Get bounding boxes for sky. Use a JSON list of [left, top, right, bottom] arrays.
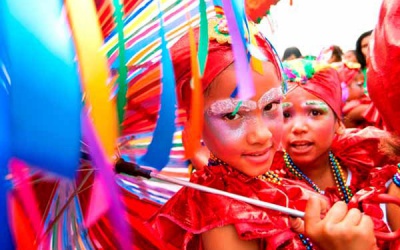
[[258, 0, 383, 58]]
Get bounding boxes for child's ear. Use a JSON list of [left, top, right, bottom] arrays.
[[335, 121, 346, 135]]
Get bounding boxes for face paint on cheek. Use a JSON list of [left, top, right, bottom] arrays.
[[203, 114, 247, 151]]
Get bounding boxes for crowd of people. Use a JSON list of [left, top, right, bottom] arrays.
[[281, 29, 378, 130]]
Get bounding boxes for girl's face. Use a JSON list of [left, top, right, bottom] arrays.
[[343, 51, 357, 63], [361, 35, 371, 60], [347, 72, 365, 101], [282, 87, 340, 166], [202, 62, 283, 177]]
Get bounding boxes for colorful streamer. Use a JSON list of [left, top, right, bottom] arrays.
[[9, 159, 42, 239], [0, 55, 13, 249], [65, 0, 118, 161], [139, 0, 177, 170], [221, 0, 255, 100], [82, 112, 132, 250], [112, 0, 128, 131], [198, 0, 209, 75], [184, 8, 204, 159], [1, 0, 81, 178]]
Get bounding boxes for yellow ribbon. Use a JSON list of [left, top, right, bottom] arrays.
[[65, 0, 117, 160]]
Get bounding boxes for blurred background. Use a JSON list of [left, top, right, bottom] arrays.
[[260, 0, 383, 57]]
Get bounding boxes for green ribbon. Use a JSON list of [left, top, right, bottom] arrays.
[[112, 0, 128, 132]]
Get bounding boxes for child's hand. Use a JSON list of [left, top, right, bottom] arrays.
[[290, 196, 378, 250]]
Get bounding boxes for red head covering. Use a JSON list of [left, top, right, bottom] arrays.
[[283, 59, 342, 118], [170, 18, 281, 110], [367, 0, 400, 133], [338, 62, 361, 86]]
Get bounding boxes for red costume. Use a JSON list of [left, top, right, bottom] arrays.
[[152, 163, 318, 250]]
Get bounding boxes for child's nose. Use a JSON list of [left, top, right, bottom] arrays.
[[246, 116, 272, 145], [291, 116, 308, 134]]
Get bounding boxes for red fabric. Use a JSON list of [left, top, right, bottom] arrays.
[[342, 96, 371, 116], [74, 166, 165, 250], [151, 161, 326, 250], [332, 126, 396, 179], [171, 26, 282, 109], [363, 102, 387, 130], [290, 68, 342, 119], [338, 64, 360, 86], [367, 0, 400, 133], [245, 0, 279, 22]]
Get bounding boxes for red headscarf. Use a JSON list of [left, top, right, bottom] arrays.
[[170, 20, 281, 110], [367, 0, 400, 133]]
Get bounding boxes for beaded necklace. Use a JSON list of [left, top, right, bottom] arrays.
[[283, 151, 353, 250], [207, 153, 319, 249], [208, 153, 282, 184], [283, 151, 353, 203]]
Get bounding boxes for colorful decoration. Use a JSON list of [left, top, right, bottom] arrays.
[[221, 0, 255, 99], [1, 0, 81, 178], [112, 0, 128, 131], [0, 57, 13, 250], [138, 0, 177, 170], [245, 0, 280, 23], [0, 0, 290, 248]]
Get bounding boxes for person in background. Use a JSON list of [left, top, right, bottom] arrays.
[[343, 50, 358, 63], [282, 46, 302, 61], [338, 62, 371, 128], [355, 30, 373, 92], [317, 45, 343, 66]]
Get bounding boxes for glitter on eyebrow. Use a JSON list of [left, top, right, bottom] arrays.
[[207, 99, 256, 115], [282, 102, 292, 109], [231, 100, 242, 116], [257, 87, 283, 109], [304, 100, 329, 112]]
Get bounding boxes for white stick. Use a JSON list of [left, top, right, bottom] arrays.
[[151, 172, 305, 218]]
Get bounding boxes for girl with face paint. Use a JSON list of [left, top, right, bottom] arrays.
[[151, 16, 381, 250], [276, 58, 398, 248]]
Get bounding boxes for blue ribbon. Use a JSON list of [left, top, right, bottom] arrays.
[[139, 0, 177, 170], [1, 0, 81, 178], [0, 56, 14, 250]]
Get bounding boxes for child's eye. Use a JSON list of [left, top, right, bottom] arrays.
[[310, 109, 323, 116], [283, 112, 291, 118], [263, 101, 280, 112], [223, 112, 241, 120]]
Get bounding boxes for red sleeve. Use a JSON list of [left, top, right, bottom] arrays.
[[332, 127, 396, 173], [151, 165, 315, 250]]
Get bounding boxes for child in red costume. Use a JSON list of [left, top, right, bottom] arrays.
[[276, 58, 397, 248], [338, 62, 372, 128], [150, 18, 379, 250]]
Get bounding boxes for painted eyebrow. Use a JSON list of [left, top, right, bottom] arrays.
[[206, 87, 283, 115], [257, 87, 283, 109], [206, 99, 256, 115], [282, 102, 293, 109], [303, 100, 329, 112]]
